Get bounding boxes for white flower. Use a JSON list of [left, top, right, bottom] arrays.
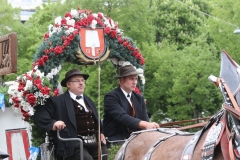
[[107, 58, 118, 65], [67, 19, 75, 26], [136, 68, 144, 74], [90, 20, 97, 29], [55, 16, 62, 25], [46, 72, 53, 80], [139, 75, 145, 85], [48, 24, 53, 32], [71, 9, 79, 18], [109, 19, 115, 28], [116, 28, 123, 34], [68, 27, 75, 33], [24, 80, 33, 91], [28, 107, 34, 116], [92, 13, 98, 18], [103, 17, 110, 27], [65, 30, 70, 35], [51, 68, 59, 75], [57, 65, 62, 71], [121, 61, 131, 66], [21, 101, 30, 112], [35, 69, 44, 78]]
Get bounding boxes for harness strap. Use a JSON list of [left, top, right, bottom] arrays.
[[229, 131, 236, 160], [143, 133, 177, 160], [115, 133, 138, 160], [181, 129, 203, 160]]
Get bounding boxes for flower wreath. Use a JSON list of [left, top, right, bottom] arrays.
[[8, 8, 145, 121]]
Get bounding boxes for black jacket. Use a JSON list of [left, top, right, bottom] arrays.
[[34, 91, 100, 157], [103, 87, 149, 141]]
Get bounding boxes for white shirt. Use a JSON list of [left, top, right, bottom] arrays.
[[120, 88, 132, 106], [69, 91, 89, 112]]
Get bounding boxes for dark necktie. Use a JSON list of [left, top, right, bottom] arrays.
[[127, 94, 130, 98], [76, 95, 82, 100]]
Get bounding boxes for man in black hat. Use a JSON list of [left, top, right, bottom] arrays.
[[34, 69, 108, 160], [103, 65, 159, 143]]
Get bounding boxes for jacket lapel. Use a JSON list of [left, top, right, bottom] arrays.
[[64, 91, 77, 130], [84, 95, 98, 119], [117, 87, 131, 113]]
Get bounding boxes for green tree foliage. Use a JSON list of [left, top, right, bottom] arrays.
[[0, 0, 30, 81], [143, 0, 223, 122], [152, 0, 212, 49], [207, 0, 240, 61], [0, 0, 23, 35]]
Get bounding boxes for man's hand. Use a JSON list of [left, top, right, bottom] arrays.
[[100, 133, 106, 145], [138, 121, 160, 130], [52, 121, 66, 131]]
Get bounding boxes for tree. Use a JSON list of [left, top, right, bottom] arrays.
[[143, 0, 223, 122], [207, 0, 240, 62]]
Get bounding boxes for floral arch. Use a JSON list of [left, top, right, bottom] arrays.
[[8, 8, 145, 121]]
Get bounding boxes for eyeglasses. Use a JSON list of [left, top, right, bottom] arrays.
[[69, 79, 85, 83]]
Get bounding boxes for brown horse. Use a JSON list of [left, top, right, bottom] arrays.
[[114, 51, 240, 160], [114, 120, 227, 160]]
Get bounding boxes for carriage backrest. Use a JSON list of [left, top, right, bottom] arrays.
[[220, 51, 240, 107]]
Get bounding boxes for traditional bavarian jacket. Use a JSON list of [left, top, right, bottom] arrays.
[[34, 91, 102, 157]]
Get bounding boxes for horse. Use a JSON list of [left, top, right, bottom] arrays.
[[114, 50, 240, 160]]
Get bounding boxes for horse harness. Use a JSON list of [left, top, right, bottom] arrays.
[[115, 128, 194, 160], [116, 107, 240, 160]]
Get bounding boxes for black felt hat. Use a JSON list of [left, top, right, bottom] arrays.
[[61, 69, 89, 87]]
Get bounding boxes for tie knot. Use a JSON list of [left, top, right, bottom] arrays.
[[76, 95, 82, 100], [127, 94, 130, 98]]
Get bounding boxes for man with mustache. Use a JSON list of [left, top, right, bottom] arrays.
[[34, 69, 108, 160]]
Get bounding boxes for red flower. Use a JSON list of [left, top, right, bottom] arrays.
[[65, 12, 72, 19], [67, 34, 74, 41], [87, 14, 94, 24], [44, 49, 49, 54], [41, 86, 51, 95], [96, 18, 103, 26], [37, 59, 45, 66], [110, 30, 117, 38], [53, 88, 59, 96], [127, 45, 134, 51], [23, 91, 29, 97], [134, 86, 141, 94], [98, 13, 103, 19], [41, 55, 49, 62], [14, 103, 19, 108], [123, 41, 129, 47], [13, 97, 20, 103], [18, 86, 24, 92], [54, 46, 63, 55], [63, 39, 70, 47], [81, 18, 89, 26], [44, 33, 49, 41], [26, 94, 37, 106], [104, 27, 111, 34], [61, 18, 67, 25], [118, 37, 123, 44], [140, 58, 145, 65], [34, 78, 42, 90]]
